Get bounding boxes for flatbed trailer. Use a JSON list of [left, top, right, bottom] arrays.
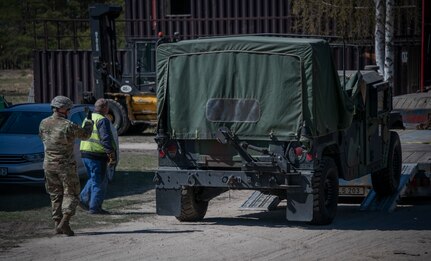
[[393, 91, 431, 197], [360, 129, 431, 211], [339, 91, 431, 195], [349, 91, 431, 210], [393, 91, 431, 129], [399, 129, 431, 178]]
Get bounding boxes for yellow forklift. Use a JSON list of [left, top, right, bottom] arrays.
[[85, 4, 158, 135]]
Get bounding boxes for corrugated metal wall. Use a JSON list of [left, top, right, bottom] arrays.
[[121, 0, 421, 93], [125, 0, 293, 38], [394, 44, 421, 94], [33, 51, 93, 103], [33, 0, 422, 103], [124, 0, 420, 39], [33, 44, 421, 104], [33, 50, 128, 103]]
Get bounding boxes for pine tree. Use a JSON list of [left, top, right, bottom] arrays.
[[0, 0, 124, 68]]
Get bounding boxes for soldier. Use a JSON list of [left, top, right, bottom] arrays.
[[39, 96, 93, 236]]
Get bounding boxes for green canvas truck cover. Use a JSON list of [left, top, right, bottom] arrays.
[[156, 36, 354, 140]]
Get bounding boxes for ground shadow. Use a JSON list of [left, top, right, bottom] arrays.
[[0, 171, 156, 212], [0, 185, 49, 211], [104, 171, 154, 199], [79, 228, 201, 236], [107, 211, 156, 215], [199, 198, 431, 231]]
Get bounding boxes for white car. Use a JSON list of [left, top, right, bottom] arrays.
[[0, 103, 91, 185]]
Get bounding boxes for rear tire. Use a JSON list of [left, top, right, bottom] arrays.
[[176, 187, 209, 222], [106, 99, 130, 135], [371, 131, 402, 196], [310, 157, 339, 225]]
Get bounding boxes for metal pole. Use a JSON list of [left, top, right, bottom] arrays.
[[357, 45, 360, 73], [152, 0, 157, 35], [343, 38, 346, 90], [420, 0, 425, 92]]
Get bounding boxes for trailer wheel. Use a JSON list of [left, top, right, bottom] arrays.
[[176, 187, 208, 222], [371, 131, 402, 196], [310, 157, 339, 225], [106, 99, 130, 135]]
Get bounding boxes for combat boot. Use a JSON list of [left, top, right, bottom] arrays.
[[57, 214, 74, 236], [54, 219, 63, 234]]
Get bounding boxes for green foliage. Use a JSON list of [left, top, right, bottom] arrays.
[[291, 0, 421, 42], [291, 0, 375, 40], [0, 0, 125, 69]]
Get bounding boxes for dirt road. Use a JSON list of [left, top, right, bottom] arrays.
[[1, 188, 431, 261], [1, 134, 431, 260]]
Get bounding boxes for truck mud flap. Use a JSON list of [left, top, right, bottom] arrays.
[[286, 192, 313, 222], [156, 188, 182, 216], [285, 173, 313, 222]]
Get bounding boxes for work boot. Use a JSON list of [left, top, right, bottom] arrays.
[[54, 219, 63, 234], [57, 214, 75, 236]]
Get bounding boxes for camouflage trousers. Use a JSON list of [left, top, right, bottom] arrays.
[[44, 167, 80, 221]]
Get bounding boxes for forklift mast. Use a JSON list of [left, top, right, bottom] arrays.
[[89, 4, 122, 100]]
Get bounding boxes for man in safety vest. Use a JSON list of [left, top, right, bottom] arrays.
[[79, 98, 117, 214]]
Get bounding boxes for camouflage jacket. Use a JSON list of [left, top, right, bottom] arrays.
[[39, 112, 93, 170]]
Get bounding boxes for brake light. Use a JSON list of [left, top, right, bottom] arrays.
[[159, 149, 166, 158], [286, 141, 313, 164], [294, 147, 303, 156], [167, 144, 178, 158], [158, 143, 179, 158]]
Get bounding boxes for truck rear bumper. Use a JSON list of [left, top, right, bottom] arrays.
[[154, 169, 313, 192], [154, 169, 315, 222]]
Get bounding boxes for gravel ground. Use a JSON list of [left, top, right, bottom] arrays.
[[1, 190, 431, 261], [1, 134, 431, 260]]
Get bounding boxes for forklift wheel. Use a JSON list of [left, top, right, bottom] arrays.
[[106, 99, 130, 135]]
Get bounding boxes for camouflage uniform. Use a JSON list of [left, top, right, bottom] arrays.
[[39, 111, 92, 221]]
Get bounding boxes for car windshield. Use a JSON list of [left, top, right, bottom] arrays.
[[0, 111, 51, 134]]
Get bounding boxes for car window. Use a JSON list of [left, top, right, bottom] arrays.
[[70, 111, 85, 125], [0, 111, 51, 134]]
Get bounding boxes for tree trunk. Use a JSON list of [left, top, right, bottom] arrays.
[[384, 0, 395, 91], [374, 0, 385, 75]]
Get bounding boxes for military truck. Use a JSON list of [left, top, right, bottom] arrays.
[[153, 36, 402, 225]]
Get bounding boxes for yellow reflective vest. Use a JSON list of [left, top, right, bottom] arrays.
[[80, 113, 107, 153]]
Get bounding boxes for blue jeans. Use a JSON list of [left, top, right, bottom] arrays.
[[80, 158, 108, 212]]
